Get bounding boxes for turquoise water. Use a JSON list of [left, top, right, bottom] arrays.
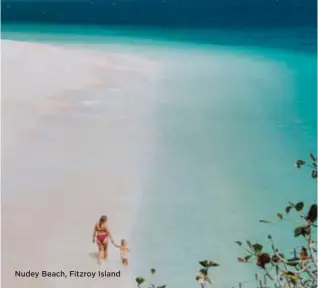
[[2, 24, 316, 287], [133, 47, 316, 286]]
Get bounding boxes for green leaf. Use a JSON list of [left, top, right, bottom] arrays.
[[312, 170, 317, 179], [277, 213, 284, 220], [295, 160, 306, 168], [157, 286, 166, 288], [135, 277, 145, 286], [310, 153, 316, 162], [286, 257, 300, 267], [294, 226, 303, 237], [294, 225, 311, 237], [285, 206, 293, 214], [210, 261, 219, 267], [199, 260, 219, 268], [259, 220, 272, 224], [150, 268, 156, 275], [306, 204, 317, 223], [295, 202, 304, 212], [199, 260, 208, 268], [244, 255, 252, 262], [235, 241, 243, 246], [246, 240, 253, 250], [252, 244, 263, 254], [199, 268, 208, 276]]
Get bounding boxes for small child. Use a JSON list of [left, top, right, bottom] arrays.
[[114, 239, 130, 265]]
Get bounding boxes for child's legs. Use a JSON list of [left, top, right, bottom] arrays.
[[122, 257, 128, 265]]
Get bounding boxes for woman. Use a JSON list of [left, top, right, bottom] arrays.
[[92, 215, 115, 265]]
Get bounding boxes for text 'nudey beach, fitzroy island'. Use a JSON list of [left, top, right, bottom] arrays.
[[15, 270, 121, 279]]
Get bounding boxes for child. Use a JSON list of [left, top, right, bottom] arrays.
[[114, 239, 130, 265]]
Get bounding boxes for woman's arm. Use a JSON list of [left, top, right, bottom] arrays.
[[106, 226, 115, 243], [92, 225, 97, 243]]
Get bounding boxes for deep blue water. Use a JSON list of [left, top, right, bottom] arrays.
[[1, 0, 317, 28]]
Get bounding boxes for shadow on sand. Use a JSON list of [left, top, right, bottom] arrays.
[[88, 252, 98, 259]]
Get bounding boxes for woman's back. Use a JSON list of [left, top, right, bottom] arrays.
[[95, 222, 107, 234]]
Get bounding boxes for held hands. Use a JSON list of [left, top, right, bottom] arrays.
[[111, 240, 119, 248]]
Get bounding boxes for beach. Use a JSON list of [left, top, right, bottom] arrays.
[[1, 39, 160, 288], [1, 26, 316, 288]]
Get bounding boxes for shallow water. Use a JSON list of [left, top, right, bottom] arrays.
[[133, 46, 316, 287], [2, 24, 316, 287]]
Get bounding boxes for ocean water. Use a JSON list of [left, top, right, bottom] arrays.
[[132, 47, 317, 287], [2, 24, 316, 287]]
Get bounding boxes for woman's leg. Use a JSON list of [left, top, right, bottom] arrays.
[[102, 239, 109, 260], [97, 243, 104, 265]]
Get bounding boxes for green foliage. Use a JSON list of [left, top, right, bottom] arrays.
[[295, 201, 304, 211], [252, 244, 263, 254], [285, 205, 293, 214], [135, 269, 166, 288], [259, 219, 272, 224], [198, 260, 219, 268], [236, 154, 317, 287], [196, 260, 218, 286], [293, 224, 311, 237], [295, 153, 317, 180], [136, 277, 145, 286], [277, 212, 284, 219], [150, 269, 156, 275], [305, 204, 317, 223]]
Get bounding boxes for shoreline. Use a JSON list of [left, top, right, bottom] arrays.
[[2, 23, 316, 54], [2, 39, 160, 288]]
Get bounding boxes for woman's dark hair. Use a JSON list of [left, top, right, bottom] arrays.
[[99, 215, 108, 224]]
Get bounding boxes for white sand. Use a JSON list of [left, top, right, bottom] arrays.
[[1, 39, 160, 288]]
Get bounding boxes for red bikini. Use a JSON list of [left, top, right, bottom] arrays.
[[96, 225, 108, 244], [96, 234, 108, 244]]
